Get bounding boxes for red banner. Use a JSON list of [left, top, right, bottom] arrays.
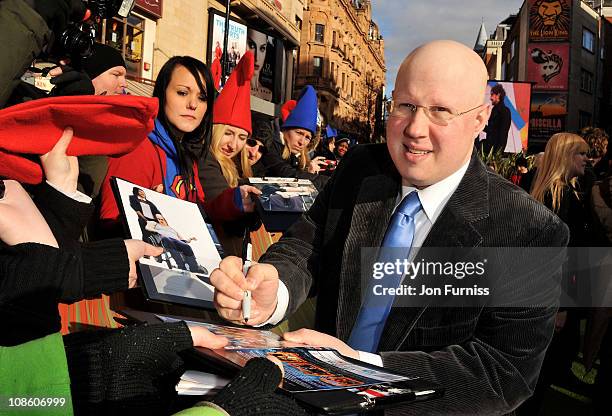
[[527, 43, 570, 90], [135, 0, 163, 18]]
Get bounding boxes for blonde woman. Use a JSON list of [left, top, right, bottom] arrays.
[[198, 52, 261, 256], [522, 132, 605, 415], [256, 86, 329, 189]]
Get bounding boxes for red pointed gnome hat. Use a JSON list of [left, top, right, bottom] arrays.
[[281, 100, 297, 122], [213, 51, 254, 135], [0, 95, 158, 184]]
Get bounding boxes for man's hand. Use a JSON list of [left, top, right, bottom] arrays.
[[211, 256, 279, 325], [123, 239, 164, 288], [238, 185, 262, 213], [187, 325, 229, 349], [40, 127, 78, 195], [283, 329, 360, 360]]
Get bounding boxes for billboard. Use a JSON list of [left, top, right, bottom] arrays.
[[529, 0, 571, 41], [247, 28, 276, 102], [479, 81, 532, 153], [527, 43, 570, 90], [209, 14, 248, 80], [530, 92, 568, 143]]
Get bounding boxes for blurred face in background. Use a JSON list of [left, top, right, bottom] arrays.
[[246, 138, 264, 165], [337, 140, 349, 157], [92, 65, 127, 95], [164, 65, 208, 133]]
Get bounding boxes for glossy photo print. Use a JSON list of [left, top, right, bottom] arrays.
[[479, 81, 532, 153]]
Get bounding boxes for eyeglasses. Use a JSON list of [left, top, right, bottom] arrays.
[[0, 179, 4, 199], [389, 100, 484, 126]]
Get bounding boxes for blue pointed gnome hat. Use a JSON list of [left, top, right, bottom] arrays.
[[282, 85, 318, 135], [325, 125, 338, 138]]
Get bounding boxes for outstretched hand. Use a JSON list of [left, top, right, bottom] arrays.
[[123, 239, 164, 288], [239, 185, 262, 213]]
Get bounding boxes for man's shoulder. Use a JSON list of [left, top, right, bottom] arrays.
[[485, 170, 568, 243]]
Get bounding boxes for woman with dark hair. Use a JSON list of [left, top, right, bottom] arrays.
[[99, 56, 250, 229]]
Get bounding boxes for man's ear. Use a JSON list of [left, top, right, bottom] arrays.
[[474, 104, 492, 135]]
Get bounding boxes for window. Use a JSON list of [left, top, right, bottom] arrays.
[[351, 81, 354, 97], [330, 62, 335, 81], [313, 56, 323, 77], [94, 15, 144, 77], [581, 69, 594, 93], [510, 39, 516, 60], [315, 24, 325, 42], [579, 111, 592, 129], [332, 31, 337, 47], [583, 28, 595, 53], [342, 72, 345, 90], [295, 16, 302, 30]]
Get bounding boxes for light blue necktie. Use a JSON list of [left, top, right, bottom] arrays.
[[348, 191, 422, 353]]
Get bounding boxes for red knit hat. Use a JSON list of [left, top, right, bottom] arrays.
[[213, 51, 254, 135], [0, 95, 158, 184]]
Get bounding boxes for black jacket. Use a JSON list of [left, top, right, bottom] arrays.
[[260, 144, 569, 415], [485, 102, 512, 153]]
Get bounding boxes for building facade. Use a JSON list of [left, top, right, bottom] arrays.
[[92, 1, 305, 122], [500, 0, 611, 150], [294, 0, 386, 141]]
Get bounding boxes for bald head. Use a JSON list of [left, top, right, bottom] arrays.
[[386, 40, 493, 189], [395, 40, 488, 108]]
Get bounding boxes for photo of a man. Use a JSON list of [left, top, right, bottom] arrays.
[[483, 84, 511, 153]]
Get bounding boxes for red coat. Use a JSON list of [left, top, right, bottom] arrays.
[[99, 139, 240, 227]]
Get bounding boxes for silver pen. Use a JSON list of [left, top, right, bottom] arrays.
[[242, 243, 253, 323]]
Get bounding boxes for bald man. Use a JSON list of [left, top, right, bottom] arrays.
[[211, 41, 569, 414]]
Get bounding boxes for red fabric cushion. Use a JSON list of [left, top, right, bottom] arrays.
[[0, 95, 158, 183]]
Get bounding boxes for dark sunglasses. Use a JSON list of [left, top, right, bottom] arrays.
[[246, 139, 265, 153], [0, 179, 4, 199]]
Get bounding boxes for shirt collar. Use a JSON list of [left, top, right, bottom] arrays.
[[401, 159, 471, 223]]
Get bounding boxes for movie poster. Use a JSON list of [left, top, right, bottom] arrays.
[[247, 28, 276, 102], [529, 0, 571, 41], [527, 43, 570, 90], [530, 92, 568, 143], [479, 81, 532, 153], [209, 14, 247, 79]]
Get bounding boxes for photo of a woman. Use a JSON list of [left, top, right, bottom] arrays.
[[247, 28, 273, 101]]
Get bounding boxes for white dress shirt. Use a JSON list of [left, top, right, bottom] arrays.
[[261, 160, 471, 367]]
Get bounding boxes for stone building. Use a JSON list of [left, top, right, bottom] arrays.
[[294, 0, 386, 141]]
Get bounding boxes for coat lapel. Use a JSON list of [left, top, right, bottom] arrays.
[[377, 153, 489, 351], [335, 174, 399, 341]]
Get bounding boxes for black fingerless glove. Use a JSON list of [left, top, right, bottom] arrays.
[[211, 358, 308, 416], [49, 66, 94, 96], [64, 321, 194, 415]]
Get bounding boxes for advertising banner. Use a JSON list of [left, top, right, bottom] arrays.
[[527, 43, 570, 90], [479, 81, 532, 153], [247, 28, 276, 102], [209, 14, 248, 79], [530, 92, 568, 143], [529, 0, 571, 41]]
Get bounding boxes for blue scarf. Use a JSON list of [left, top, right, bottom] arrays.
[[148, 119, 181, 198]]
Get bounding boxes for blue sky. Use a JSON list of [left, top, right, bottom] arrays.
[[371, 0, 525, 93]]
